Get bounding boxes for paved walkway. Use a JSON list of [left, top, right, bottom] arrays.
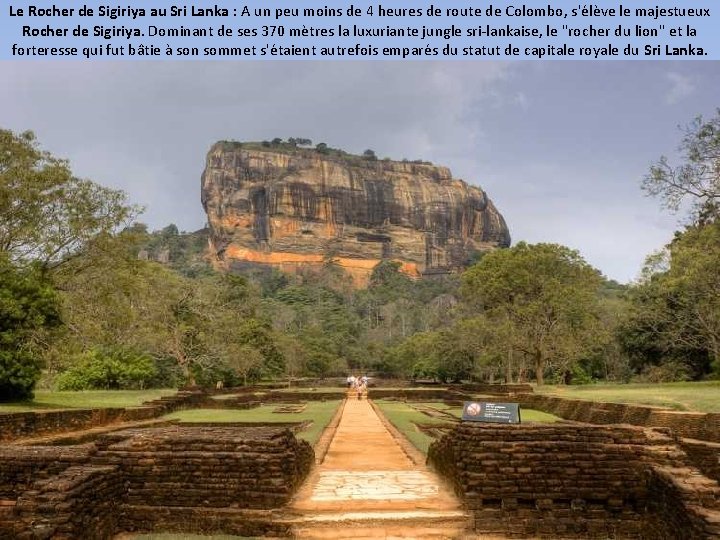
[[289, 398, 468, 538]]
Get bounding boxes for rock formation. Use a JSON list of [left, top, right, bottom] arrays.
[[201, 142, 510, 285]]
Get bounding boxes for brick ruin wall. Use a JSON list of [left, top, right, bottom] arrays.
[[516, 394, 720, 443], [207, 388, 468, 408], [459, 383, 534, 394], [0, 386, 480, 443], [1, 386, 719, 538], [678, 439, 720, 484], [428, 424, 720, 539], [0, 426, 313, 539], [0, 390, 208, 443], [2, 384, 717, 444]]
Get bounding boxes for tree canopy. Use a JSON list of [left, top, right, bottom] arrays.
[[461, 242, 604, 384], [0, 129, 137, 269], [4, 117, 720, 397], [643, 109, 720, 223]]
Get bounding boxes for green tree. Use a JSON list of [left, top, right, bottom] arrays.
[[0, 255, 60, 400], [384, 331, 442, 379], [276, 333, 308, 381], [644, 110, 720, 222], [234, 319, 285, 378], [461, 242, 603, 385], [621, 221, 720, 378], [51, 231, 190, 366], [224, 344, 265, 386], [0, 129, 138, 269]]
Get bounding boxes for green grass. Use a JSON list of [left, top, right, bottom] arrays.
[[0, 389, 177, 412], [394, 401, 560, 423], [165, 401, 341, 445], [518, 409, 562, 422], [535, 381, 720, 413], [375, 400, 560, 454], [374, 400, 450, 454]]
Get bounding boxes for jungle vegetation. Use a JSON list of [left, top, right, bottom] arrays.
[[1, 113, 718, 399]]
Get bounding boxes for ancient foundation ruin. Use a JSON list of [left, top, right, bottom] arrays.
[[0, 384, 718, 538]]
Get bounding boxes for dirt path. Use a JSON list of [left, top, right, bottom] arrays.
[[288, 398, 470, 539]]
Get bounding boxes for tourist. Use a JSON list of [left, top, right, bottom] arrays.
[[357, 378, 366, 400], [347, 374, 356, 389]]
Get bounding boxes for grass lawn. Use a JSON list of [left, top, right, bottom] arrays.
[[535, 381, 720, 413], [374, 400, 453, 454], [375, 400, 560, 454], [165, 401, 341, 445], [0, 389, 177, 413], [395, 401, 560, 423]]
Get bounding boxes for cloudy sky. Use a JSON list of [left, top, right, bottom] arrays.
[[2, 62, 718, 282]]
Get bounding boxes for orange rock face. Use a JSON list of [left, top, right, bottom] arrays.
[[201, 143, 510, 286]]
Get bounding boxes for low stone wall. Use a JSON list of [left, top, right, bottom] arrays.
[[519, 394, 720, 443], [0, 390, 208, 443], [212, 388, 473, 406], [0, 444, 96, 498], [643, 464, 720, 538], [209, 390, 345, 408], [0, 408, 132, 443], [120, 506, 291, 537], [264, 391, 347, 402], [369, 388, 467, 401], [0, 425, 313, 539], [679, 439, 720, 483], [428, 423, 720, 538], [459, 383, 534, 395], [105, 426, 313, 509], [13, 464, 122, 540]]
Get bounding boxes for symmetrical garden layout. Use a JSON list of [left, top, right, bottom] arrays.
[[0, 384, 719, 538]]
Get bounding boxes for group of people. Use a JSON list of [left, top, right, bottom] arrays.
[[346, 374, 369, 400]]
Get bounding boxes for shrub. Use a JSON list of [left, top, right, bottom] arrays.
[[56, 347, 158, 390], [633, 360, 692, 383], [0, 257, 60, 401], [0, 349, 45, 402], [148, 355, 186, 388], [190, 357, 241, 388]]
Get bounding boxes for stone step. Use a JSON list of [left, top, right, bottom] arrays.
[[290, 526, 471, 540], [286, 509, 472, 538], [288, 509, 469, 524]]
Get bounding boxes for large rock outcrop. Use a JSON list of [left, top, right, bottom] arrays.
[[201, 142, 510, 285]]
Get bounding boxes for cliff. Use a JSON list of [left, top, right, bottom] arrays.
[[201, 142, 510, 285]]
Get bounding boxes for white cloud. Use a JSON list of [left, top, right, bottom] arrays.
[[664, 71, 695, 104], [3, 62, 718, 281], [512, 91, 529, 110]]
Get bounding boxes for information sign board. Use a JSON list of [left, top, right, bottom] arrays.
[[461, 401, 521, 424]]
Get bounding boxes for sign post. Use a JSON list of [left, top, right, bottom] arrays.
[[461, 401, 521, 424]]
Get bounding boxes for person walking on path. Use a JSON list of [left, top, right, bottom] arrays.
[[356, 377, 367, 400]]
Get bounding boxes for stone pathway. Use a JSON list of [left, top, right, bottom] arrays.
[[288, 398, 470, 539]]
